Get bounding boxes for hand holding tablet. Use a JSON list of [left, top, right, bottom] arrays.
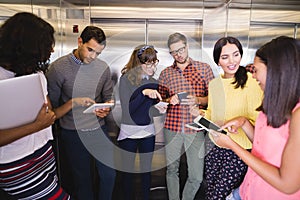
[[83, 103, 114, 113]]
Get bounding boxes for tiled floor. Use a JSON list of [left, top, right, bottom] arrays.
[[111, 143, 206, 200]]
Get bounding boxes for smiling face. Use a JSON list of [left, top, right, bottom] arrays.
[[252, 56, 267, 91], [77, 38, 105, 64], [218, 43, 242, 78]]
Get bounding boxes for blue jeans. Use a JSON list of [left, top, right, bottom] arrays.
[[164, 128, 205, 200], [60, 126, 116, 200], [226, 188, 242, 200], [118, 136, 155, 200]]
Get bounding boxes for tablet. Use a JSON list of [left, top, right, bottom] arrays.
[[83, 103, 114, 114], [193, 115, 227, 134], [0, 74, 45, 129]]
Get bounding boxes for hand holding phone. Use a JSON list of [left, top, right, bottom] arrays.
[[193, 115, 227, 134], [177, 92, 188, 103]]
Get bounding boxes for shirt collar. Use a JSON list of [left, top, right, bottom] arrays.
[[71, 49, 83, 65], [142, 75, 149, 80]]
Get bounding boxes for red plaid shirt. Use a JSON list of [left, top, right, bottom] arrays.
[[158, 58, 214, 133]]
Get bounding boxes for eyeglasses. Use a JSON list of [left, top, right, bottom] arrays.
[[144, 59, 159, 68], [169, 46, 186, 56]]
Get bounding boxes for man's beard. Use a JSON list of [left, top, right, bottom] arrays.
[[176, 56, 188, 64]]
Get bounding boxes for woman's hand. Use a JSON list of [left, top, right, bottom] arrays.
[[142, 89, 162, 100], [220, 116, 248, 133], [209, 129, 234, 149], [35, 103, 56, 130]]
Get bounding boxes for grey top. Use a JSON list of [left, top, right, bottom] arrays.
[[46, 52, 114, 130]]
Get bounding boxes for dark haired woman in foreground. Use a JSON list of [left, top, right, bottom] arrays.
[[0, 12, 70, 199], [212, 36, 300, 200]]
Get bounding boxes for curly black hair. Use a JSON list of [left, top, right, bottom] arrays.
[[0, 12, 55, 76]]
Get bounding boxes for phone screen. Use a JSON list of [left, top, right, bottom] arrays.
[[187, 123, 202, 128], [197, 117, 227, 134]]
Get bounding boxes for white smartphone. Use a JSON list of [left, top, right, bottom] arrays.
[[193, 115, 227, 134], [155, 101, 169, 107], [185, 122, 204, 131]]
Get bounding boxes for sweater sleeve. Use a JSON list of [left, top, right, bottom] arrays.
[[129, 82, 159, 121], [129, 86, 149, 114], [119, 75, 159, 125], [119, 75, 133, 115], [101, 67, 114, 102]]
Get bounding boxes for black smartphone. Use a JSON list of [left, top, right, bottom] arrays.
[[194, 115, 227, 134], [177, 92, 188, 102]]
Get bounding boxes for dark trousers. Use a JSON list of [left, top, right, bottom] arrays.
[[118, 136, 155, 200], [60, 127, 116, 200]]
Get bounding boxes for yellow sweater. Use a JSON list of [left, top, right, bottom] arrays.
[[205, 73, 263, 149]]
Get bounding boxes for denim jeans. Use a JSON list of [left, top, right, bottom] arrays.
[[226, 188, 242, 200], [118, 136, 155, 200], [60, 127, 116, 200], [164, 128, 205, 200]]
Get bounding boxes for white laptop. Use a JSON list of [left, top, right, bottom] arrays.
[[0, 73, 45, 129]]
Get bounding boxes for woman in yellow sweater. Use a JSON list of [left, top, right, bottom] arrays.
[[203, 37, 263, 199]]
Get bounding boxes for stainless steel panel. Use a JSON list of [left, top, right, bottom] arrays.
[[1, 0, 300, 138]]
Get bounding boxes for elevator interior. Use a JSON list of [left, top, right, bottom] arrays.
[[0, 1, 300, 199], [1, 0, 299, 140]]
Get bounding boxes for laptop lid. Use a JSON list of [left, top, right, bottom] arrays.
[[0, 73, 45, 129]]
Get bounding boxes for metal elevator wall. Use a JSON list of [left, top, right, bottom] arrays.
[[0, 0, 299, 139]]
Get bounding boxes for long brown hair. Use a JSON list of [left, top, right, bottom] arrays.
[[121, 44, 158, 85]]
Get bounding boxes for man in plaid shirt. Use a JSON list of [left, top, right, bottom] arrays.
[[158, 32, 214, 200]]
